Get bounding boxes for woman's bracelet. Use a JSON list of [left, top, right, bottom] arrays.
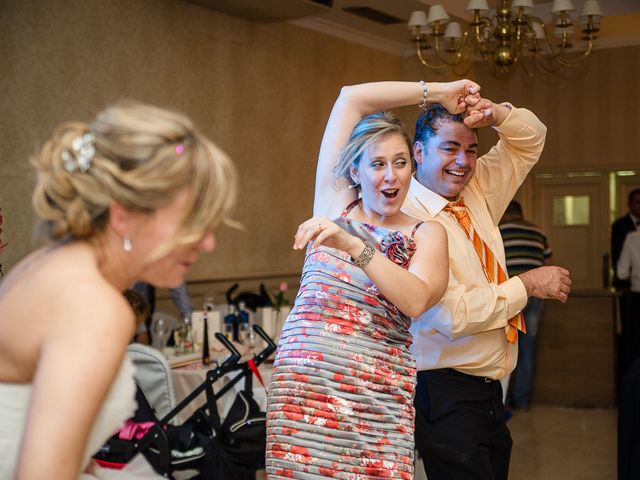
[[418, 80, 429, 110], [351, 241, 376, 268]]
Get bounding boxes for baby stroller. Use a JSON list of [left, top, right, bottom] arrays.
[[94, 325, 276, 479]]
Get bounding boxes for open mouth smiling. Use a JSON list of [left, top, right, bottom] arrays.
[[381, 189, 399, 199], [445, 169, 466, 178]]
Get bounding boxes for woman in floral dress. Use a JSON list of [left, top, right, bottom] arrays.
[[265, 80, 481, 479]]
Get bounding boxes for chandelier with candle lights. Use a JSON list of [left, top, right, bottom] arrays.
[[408, 0, 604, 76]]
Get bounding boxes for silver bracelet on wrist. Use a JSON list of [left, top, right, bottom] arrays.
[[351, 241, 376, 268], [418, 80, 429, 110]]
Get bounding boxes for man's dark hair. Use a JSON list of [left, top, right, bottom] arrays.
[[505, 200, 523, 217], [628, 188, 640, 205], [413, 103, 465, 145]]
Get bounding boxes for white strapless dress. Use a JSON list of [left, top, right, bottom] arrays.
[[0, 356, 162, 479]]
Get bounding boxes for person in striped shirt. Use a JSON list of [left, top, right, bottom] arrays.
[[499, 200, 552, 409]]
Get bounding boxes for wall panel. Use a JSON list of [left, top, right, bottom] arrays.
[[402, 46, 640, 171], [0, 0, 402, 283]]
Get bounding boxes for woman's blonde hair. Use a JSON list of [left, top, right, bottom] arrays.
[[333, 111, 413, 185], [31, 100, 237, 258]]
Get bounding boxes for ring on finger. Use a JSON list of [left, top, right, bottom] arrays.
[[317, 222, 323, 231]]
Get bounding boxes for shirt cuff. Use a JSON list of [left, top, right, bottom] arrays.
[[490, 103, 514, 130], [500, 276, 528, 317]]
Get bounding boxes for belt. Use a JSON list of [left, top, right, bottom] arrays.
[[440, 368, 497, 384]]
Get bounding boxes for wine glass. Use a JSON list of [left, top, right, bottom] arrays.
[[151, 316, 170, 352]]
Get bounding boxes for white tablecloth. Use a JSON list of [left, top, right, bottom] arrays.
[[170, 359, 271, 424]]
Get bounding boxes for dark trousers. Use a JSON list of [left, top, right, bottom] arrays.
[[510, 297, 544, 408], [619, 356, 640, 480], [414, 369, 513, 480], [619, 292, 640, 383]]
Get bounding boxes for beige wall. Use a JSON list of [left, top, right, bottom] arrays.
[[403, 45, 640, 171], [0, 0, 401, 290], [2, 0, 639, 305]]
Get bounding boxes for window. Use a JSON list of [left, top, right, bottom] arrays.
[[553, 195, 589, 226]]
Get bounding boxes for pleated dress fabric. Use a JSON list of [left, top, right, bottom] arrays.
[[266, 206, 421, 479]]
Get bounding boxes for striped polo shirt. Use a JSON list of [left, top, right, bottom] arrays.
[[499, 220, 552, 277]]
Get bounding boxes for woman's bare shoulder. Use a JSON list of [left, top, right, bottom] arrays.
[[394, 213, 445, 237], [0, 242, 133, 381], [413, 220, 447, 243], [3, 242, 132, 332]]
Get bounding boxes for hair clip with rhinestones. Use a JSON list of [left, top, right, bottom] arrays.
[[62, 133, 95, 173]]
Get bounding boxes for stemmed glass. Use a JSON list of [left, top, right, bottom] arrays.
[[151, 316, 170, 352]]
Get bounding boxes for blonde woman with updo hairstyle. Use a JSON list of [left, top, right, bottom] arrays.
[[0, 101, 236, 479], [265, 80, 481, 478]]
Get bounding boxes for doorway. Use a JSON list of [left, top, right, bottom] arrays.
[[530, 169, 640, 290], [533, 172, 609, 290]]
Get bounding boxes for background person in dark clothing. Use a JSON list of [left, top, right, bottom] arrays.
[[500, 201, 552, 409], [611, 188, 640, 382], [130, 281, 194, 345], [612, 189, 640, 290]]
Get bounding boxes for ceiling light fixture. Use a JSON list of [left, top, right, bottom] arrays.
[[408, 0, 604, 76]]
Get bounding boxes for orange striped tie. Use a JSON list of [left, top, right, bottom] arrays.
[[444, 198, 525, 343]]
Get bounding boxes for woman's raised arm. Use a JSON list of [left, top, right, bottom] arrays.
[[313, 80, 481, 219]]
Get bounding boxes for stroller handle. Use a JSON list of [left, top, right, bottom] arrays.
[[250, 324, 277, 367], [215, 332, 242, 367], [252, 324, 277, 351]]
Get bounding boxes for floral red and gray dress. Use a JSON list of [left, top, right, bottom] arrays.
[[266, 203, 422, 479]]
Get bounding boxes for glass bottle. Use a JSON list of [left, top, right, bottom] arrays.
[[202, 307, 211, 366], [173, 320, 185, 355], [246, 306, 256, 347], [203, 295, 215, 314], [238, 301, 252, 345], [200, 296, 215, 363], [224, 304, 236, 340], [182, 316, 194, 354]]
